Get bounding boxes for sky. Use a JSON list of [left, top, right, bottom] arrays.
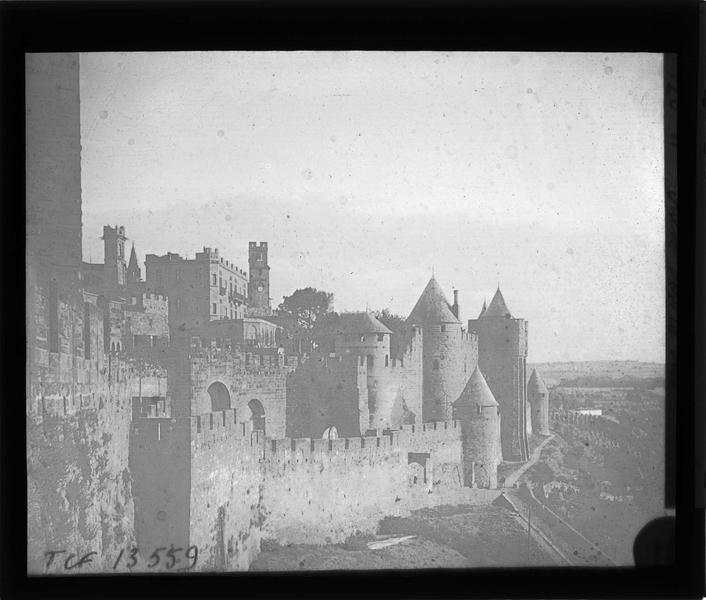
[[78, 51, 665, 363]]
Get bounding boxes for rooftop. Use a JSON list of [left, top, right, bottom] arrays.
[[407, 276, 460, 324], [527, 369, 548, 395], [482, 287, 513, 319], [328, 312, 393, 335], [456, 367, 498, 408]]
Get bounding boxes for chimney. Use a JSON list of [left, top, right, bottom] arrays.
[[452, 289, 460, 319]]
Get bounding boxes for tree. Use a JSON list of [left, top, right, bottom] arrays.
[[376, 308, 406, 336], [278, 287, 334, 330]]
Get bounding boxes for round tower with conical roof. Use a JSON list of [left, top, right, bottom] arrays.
[[453, 367, 501, 489], [407, 276, 477, 422], [527, 368, 550, 435]]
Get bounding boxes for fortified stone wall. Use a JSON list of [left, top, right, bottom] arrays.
[[285, 353, 369, 438], [189, 414, 264, 571], [27, 261, 168, 573], [260, 433, 409, 545], [400, 420, 464, 491], [167, 336, 292, 438], [129, 412, 466, 570], [367, 325, 424, 430]]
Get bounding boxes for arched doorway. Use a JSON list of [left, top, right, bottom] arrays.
[[322, 425, 338, 440], [248, 399, 265, 435], [208, 382, 231, 411]]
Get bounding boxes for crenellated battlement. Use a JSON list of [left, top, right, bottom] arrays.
[[551, 410, 603, 426], [265, 429, 402, 468], [400, 420, 461, 446], [191, 409, 252, 449]]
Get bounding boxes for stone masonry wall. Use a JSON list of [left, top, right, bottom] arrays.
[[423, 324, 478, 422], [367, 326, 424, 430], [260, 434, 409, 546], [188, 412, 265, 572], [27, 261, 168, 573], [285, 354, 369, 438]]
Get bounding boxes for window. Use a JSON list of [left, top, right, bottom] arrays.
[[367, 355, 374, 368], [441, 325, 446, 332], [377, 333, 384, 341], [477, 405, 483, 416], [385, 355, 389, 367], [212, 274, 217, 285], [131, 296, 137, 305], [150, 335, 156, 347], [433, 359, 440, 371], [359, 335, 365, 343], [212, 303, 217, 314]]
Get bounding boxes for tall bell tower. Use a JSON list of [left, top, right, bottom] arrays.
[[103, 224, 127, 289], [248, 242, 270, 314]]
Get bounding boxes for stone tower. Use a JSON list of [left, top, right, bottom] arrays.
[[248, 242, 270, 313], [325, 312, 395, 430], [126, 243, 141, 284], [26, 53, 83, 274], [408, 276, 477, 423], [453, 367, 501, 489], [102, 225, 127, 289], [467, 287, 529, 462], [528, 368, 550, 436]]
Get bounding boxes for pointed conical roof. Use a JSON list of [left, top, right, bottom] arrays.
[[127, 244, 139, 270], [478, 298, 487, 318], [456, 367, 498, 408], [331, 312, 392, 335], [407, 276, 460, 324], [527, 369, 548, 395], [482, 287, 512, 318]]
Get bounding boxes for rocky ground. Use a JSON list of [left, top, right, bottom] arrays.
[[250, 503, 557, 571]]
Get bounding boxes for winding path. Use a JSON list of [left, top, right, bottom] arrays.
[[503, 434, 555, 488]]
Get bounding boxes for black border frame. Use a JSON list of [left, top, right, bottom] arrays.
[[1, 1, 702, 598]]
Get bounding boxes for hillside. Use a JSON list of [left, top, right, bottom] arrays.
[[524, 387, 666, 564]]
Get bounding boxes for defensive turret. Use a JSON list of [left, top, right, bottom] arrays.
[[527, 368, 550, 435], [408, 276, 476, 422], [453, 367, 501, 489]]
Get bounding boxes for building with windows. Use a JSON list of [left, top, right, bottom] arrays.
[[144, 246, 248, 331]]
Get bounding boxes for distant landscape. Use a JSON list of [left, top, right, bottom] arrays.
[[528, 360, 665, 389]]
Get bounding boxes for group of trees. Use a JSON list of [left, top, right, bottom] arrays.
[[277, 287, 407, 352]]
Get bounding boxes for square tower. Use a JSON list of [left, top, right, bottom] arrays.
[[102, 225, 127, 289], [248, 242, 270, 313], [467, 288, 530, 462]]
